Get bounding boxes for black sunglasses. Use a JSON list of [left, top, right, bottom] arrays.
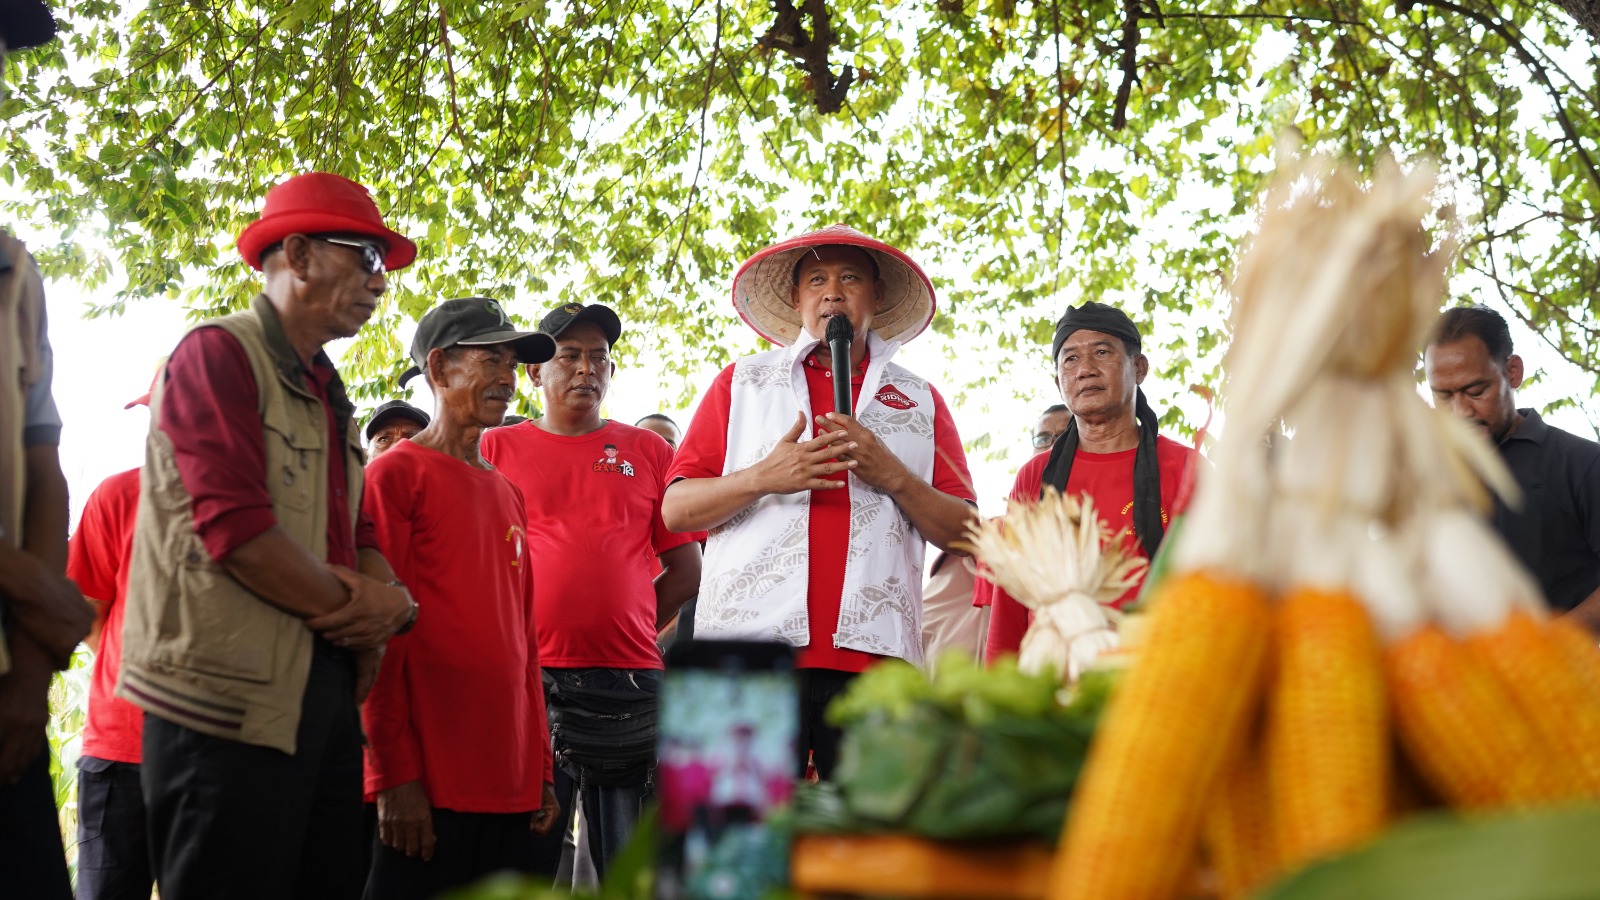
[[313, 235, 386, 275]]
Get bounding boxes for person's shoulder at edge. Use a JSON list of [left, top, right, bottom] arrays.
[[1155, 433, 1203, 459]]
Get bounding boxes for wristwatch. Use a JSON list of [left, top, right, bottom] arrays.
[[388, 580, 419, 635]]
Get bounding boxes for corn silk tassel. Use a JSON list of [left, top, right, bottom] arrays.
[[961, 490, 1143, 684]]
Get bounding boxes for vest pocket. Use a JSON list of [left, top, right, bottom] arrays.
[[262, 407, 325, 514], [156, 550, 283, 684]]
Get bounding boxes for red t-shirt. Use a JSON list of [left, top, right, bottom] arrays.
[[160, 326, 375, 565], [983, 436, 1200, 663], [67, 467, 144, 764], [360, 440, 553, 811], [668, 352, 977, 672], [481, 420, 695, 670]]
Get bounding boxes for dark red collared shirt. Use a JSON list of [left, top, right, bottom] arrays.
[[159, 327, 375, 566]]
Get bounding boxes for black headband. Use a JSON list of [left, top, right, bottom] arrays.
[[1052, 301, 1142, 362]]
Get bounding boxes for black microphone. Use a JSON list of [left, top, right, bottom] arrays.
[[826, 315, 854, 418]]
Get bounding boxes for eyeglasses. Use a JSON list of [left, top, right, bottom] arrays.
[[1031, 430, 1062, 450], [314, 235, 386, 275]]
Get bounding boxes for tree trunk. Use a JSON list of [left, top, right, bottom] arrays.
[[1553, 0, 1600, 45]]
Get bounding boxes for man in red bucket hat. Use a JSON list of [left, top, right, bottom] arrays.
[[119, 172, 420, 899], [664, 225, 978, 778]]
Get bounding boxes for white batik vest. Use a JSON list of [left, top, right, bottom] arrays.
[[695, 329, 936, 665]]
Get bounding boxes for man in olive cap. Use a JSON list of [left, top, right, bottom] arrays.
[[0, 5, 96, 897], [985, 301, 1200, 661], [362, 298, 561, 898]]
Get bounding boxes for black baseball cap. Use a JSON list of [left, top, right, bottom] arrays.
[[399, 297, 556, 387], [364, 399, 431, 441], [539, 302, 622, 347], [0, 0, 56, 51]]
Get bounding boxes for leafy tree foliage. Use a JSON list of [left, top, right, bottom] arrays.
[[2, 0, 1596, 423]]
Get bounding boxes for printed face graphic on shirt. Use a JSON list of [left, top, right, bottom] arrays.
[[593, 444, 635, 477]]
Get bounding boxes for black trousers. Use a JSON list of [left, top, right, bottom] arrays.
[[77, 756, 153, 900], [0, 744, 72, 900], [141, 648, 366, 900], [364, 808, 538, 900], [797, 669, 859, 780]]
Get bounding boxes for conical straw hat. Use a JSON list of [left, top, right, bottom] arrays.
[[731, 224, 937, 346]]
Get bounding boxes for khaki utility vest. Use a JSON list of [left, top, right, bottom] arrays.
[[0, 231, 49, 676], [118, 295, 364, 754]]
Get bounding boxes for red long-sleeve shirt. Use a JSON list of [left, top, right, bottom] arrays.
[[360, 440, 554, 811], [159, 327, 374, 565]]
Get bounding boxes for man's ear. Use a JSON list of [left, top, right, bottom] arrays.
[[426, 347, 450, 388], [279, 234, 315, 280], [525, 362, 542, 386], [874, 278, 887, 313], [1134, 353, 1149, 385], [788, 283, 801, 310], [1506, 354, 1525, 390]]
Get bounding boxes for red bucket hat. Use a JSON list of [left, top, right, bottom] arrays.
[[731, 224, 937, 346], [236, 172, 417, 272]]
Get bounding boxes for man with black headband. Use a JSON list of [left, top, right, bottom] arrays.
[[984, 301, 1200, 662]]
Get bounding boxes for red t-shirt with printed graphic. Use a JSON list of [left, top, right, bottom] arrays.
[[983, 437, 1199, 663], [482, 420, 695, 670], [68, 466, 145, 764], [668, 352, 977, 672], [360, 440, 553, 810]]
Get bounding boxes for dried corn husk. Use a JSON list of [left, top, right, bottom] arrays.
[[961, 490, 1144, 683]]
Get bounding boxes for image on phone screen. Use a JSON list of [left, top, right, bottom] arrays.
[[656, 641, 796, 900]]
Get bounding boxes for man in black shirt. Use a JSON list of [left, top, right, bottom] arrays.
[[1425, 305, 1600, 631]]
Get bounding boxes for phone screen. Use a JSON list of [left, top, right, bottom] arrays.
[[656, 641, 797, 900]]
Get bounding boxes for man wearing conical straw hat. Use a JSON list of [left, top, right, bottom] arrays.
[[984, 302, 1202, 662], [664, 225, 978, 778]]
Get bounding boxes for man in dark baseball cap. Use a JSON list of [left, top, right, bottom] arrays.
[[364, 400, 431, 461], [0, 0, 55, 53], [399, 298, 556, 387], [538, 302, 621, 347]]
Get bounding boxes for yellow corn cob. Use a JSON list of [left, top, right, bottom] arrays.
[[1387, 623, 1570, 810], [1052, 570, 1272, 900], [1467, 609, 1600, 799], [1204, 730, 1279, 900], [1548, 617, 1600, 701], [1268, 588, 1389, 870]]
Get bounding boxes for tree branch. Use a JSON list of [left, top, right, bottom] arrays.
[[666, 0, 722, 282], [758, 0, 854, 114], [1403, 0, 1600, 198], [1111, 0, 1142, 130]]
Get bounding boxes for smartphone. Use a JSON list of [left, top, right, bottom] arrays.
[[656, 640, 797, 900]]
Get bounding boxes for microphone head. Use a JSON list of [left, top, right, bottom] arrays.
[[825, 315, 854, 344]]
